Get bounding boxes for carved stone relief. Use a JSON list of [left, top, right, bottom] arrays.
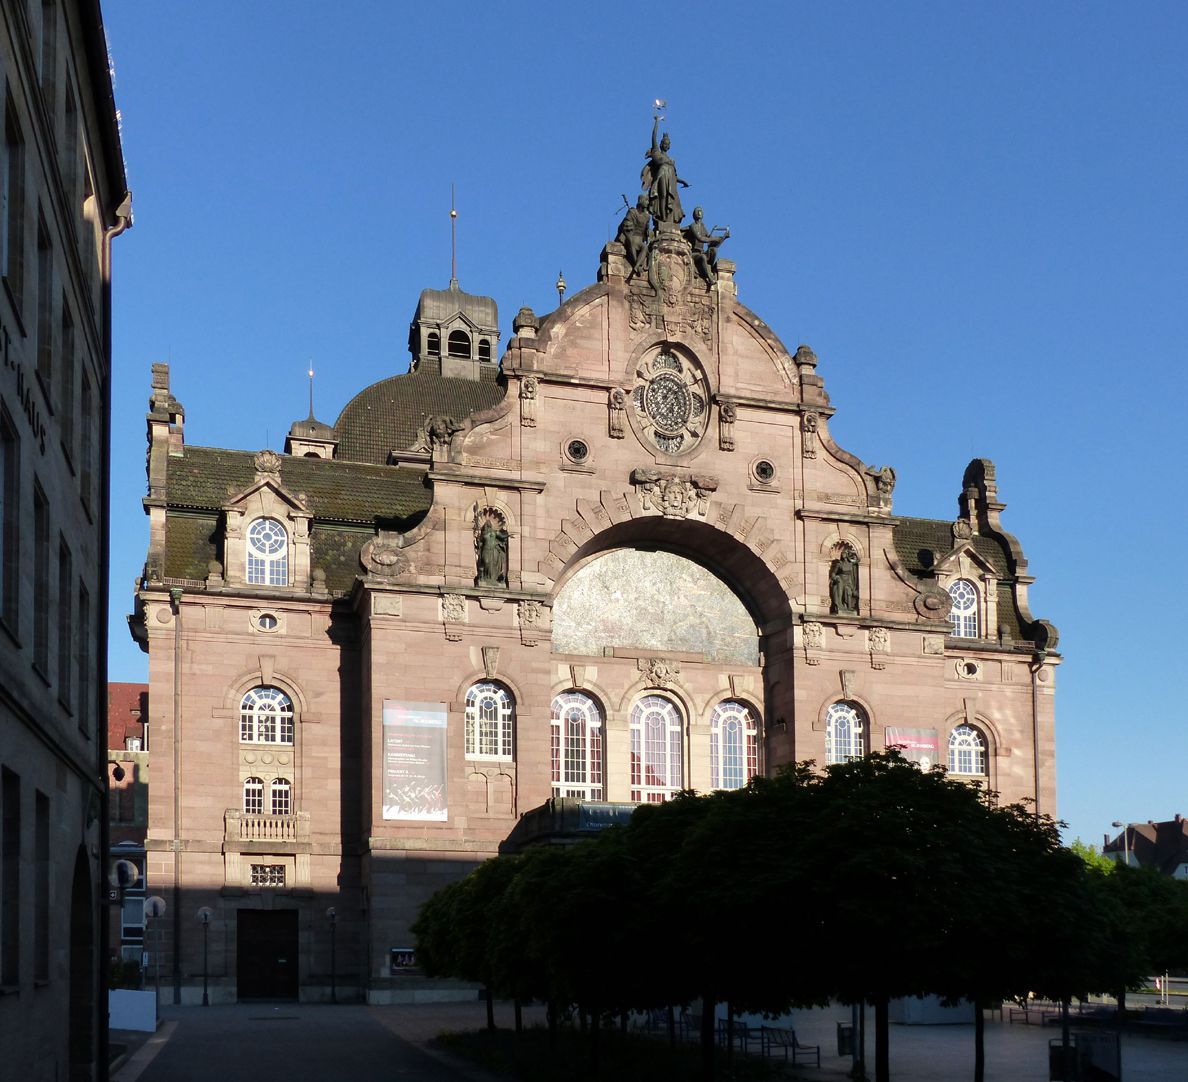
[[631, 468, 719, 518], [441, 594, 466, 640], [639, 657, 680, 687], [868, 626, 889, 670], [718, 401, 736, 451], [608, 388, 627, 439], [519, 377, 538, 428], [801, 411, 819, 459], [803, 620, 824, 666]]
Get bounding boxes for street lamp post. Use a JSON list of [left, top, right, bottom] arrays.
[[197, 907, 213, 1006], [144, 896, 167, 1024], [326, 907, 337, 1003]]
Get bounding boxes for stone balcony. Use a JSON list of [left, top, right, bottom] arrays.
[[224, 810, 311, 845]]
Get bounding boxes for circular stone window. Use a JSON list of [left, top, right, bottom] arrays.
[[631, 351, 708, 455], [754, 460, 776, 483], [566, 439, 590, 463], [254, 612, 280, 633]]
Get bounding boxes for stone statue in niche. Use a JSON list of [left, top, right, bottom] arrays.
[[682, 206, 729, 285], [475, 512, 509, 588], [829, 546, 860, 616], [616, 194, 652, 278], [641, 117, 688, 229]]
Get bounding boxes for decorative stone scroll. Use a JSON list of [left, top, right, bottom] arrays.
[[519, 377, 538, 428], [865, 464, 896, 509], [718, 401, 736, 452], [360, 538, 409, 579], [630, 468, 719, 519]]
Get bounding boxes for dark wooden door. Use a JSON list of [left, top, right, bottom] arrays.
[[237, 909, 299, 999]]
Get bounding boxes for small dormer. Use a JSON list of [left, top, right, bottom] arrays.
[[408, 280, 500, 381], [285, 413, 337, 459], [221, 451, 313, 592]]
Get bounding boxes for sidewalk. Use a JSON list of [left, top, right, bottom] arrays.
[[110, 997, 1188, 1082]]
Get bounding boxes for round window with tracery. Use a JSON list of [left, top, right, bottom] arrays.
[[631, 351, 708, 455]]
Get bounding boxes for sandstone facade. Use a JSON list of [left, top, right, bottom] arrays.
[[132, 162, 1059, 1005]]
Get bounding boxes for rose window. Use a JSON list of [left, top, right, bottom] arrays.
[[631, 351, 708, 454]]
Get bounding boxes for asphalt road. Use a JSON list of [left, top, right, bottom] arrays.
[[117, 1004, 482, 1082]]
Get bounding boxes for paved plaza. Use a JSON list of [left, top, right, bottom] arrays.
[[111, 998, 1188, 1082]]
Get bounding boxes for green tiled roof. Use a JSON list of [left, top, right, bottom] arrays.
[[162, 513, 218, 581], [166, 446, 431, 526], [334, 365, 505, 465]]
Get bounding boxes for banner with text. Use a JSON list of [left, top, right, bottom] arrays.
[[382, 701, 448, 821], [884, 727, 939, 770]]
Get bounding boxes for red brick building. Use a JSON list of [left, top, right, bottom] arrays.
[[130, 136, 1059, 1004]]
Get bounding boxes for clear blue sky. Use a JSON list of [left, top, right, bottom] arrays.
[[103, 2, 1188, 849]]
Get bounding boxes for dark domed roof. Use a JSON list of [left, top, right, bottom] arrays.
[[288, 413, 336, 440], [334, 364, 505, 465]]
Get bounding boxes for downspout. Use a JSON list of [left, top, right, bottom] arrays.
[[1030, 651, 1045, 817], [98, 195, 131, 1082], [170, 585, 183, 1004]]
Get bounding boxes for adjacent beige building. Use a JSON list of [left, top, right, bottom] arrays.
[[0, 1, 129, 1077], [131, 138, 1058, 1005]]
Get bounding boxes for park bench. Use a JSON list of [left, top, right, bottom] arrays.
[[716, 1018, 763, 1056], [760, 1025, 820, 1067]]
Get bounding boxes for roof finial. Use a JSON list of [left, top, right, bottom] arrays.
[[307, 362, 315, 419], [449, 183, 458, 289], [556, 269, 567, 304]]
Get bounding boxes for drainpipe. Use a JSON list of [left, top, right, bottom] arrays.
[[170, 586, 183, 1003], [98, 195, 131, 1082], [1030, 653, 1045, 817]]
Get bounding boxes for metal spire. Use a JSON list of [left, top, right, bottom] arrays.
[[449, 184, 458, 289]]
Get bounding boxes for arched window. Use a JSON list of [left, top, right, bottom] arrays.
[[948, 725, 987, 776], [478, 338, 491, 362], [243, 777, 264, 815], [426, 331, 440, 356], [630, 695, 683, 803], [270, 778, 292, 815], [948, 579, 978, 638], [239, 686, 294, 745], [711, 700, 759, 790], [825, 701, 866, 764], [550, 692, 604, 799], [447, 330, 471, 358], [464, 681, 514, 760], [246, 517, 288, 586]]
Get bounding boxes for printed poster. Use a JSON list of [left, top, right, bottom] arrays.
[[884, 727, 939, 770], [382, 701, 448, 820]]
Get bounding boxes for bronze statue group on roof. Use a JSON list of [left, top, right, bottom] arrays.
[[616, 118, 730, 285]]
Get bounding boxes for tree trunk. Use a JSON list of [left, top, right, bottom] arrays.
[[874, 995, 890, 1082], [620, 1009, 628, 1033], [1060, 998, 1071, 1081], [591, 1003, 600, 1076], [485, 986, 495, 1031], [548, 1000, 558, 1051], [1117, 986, 1127, 1019], [700, 996, 717, 1081], [973, 999, 984, 1082], [667, 1005, 676, 1049], [725, 1002, 734, 1069], [514, 998, 522, 1034]]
